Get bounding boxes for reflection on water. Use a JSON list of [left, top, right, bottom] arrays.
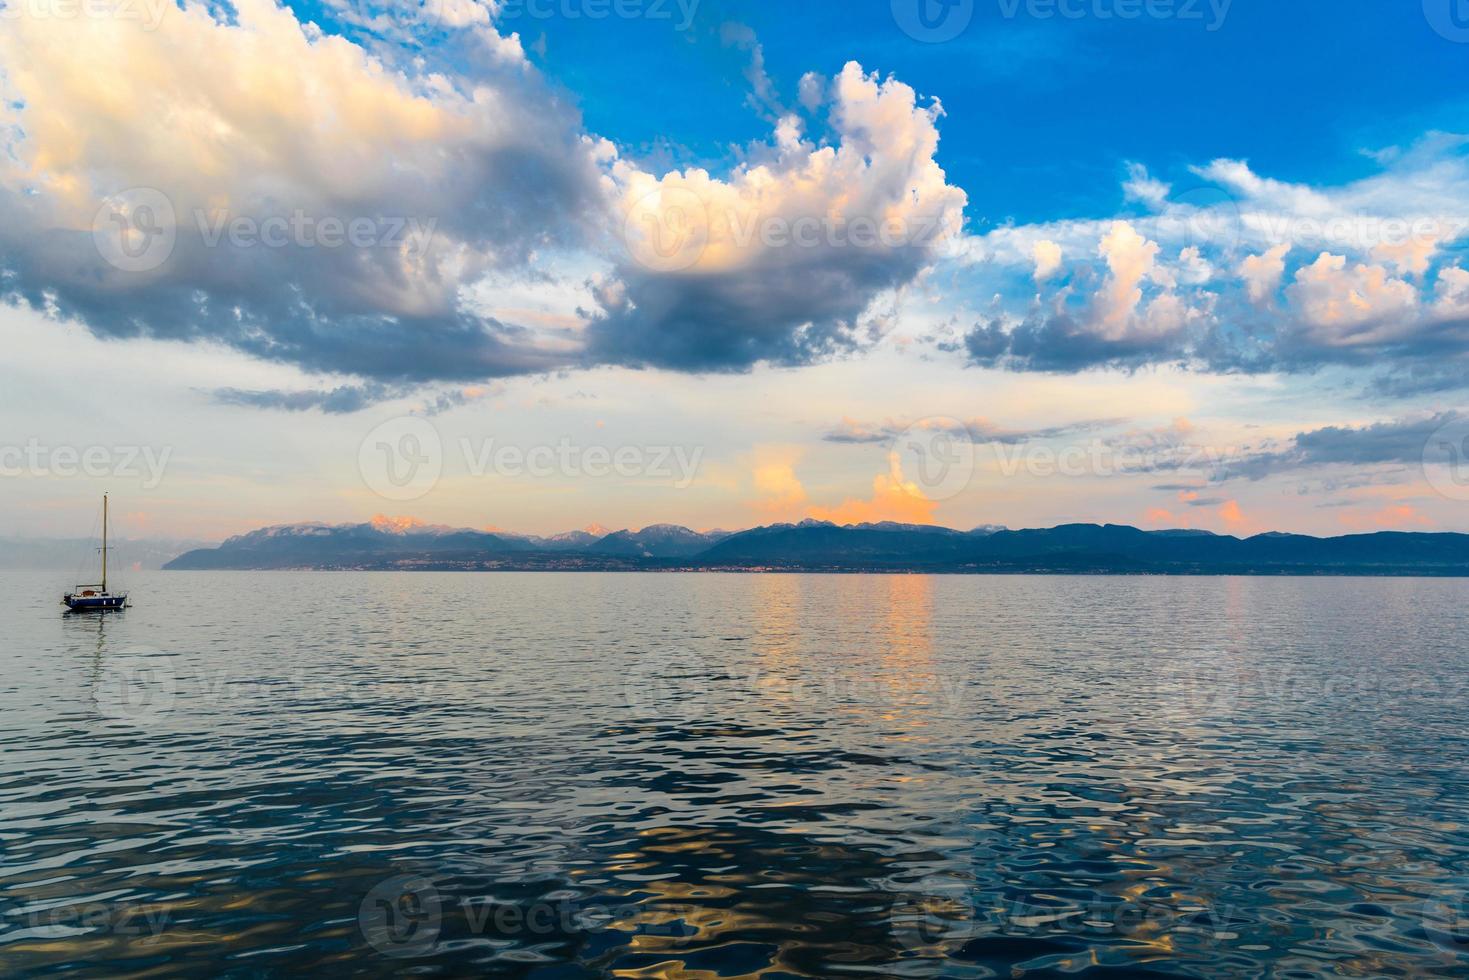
[[3, 571, 1469, 977]]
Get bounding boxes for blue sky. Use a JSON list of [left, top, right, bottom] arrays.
[[1, 0, 1468, 540], [513, 0, 1466, 223]]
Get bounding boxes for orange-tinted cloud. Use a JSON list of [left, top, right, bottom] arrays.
[[749, 447, 808, 517], [1337, 504, 1433, 530], [1144, 506, 1180, 526], [807, 457, 939, 526]]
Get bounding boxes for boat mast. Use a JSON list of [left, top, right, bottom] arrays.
[[101, 492, 108, 593]]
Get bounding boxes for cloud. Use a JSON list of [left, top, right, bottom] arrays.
[[586, 61, 968, 372], [1032, 240, 1063, 282], [806, 455, 938, 526], [0, 0, 606, 385], [821, 415, 1127, 445], [1238, 244, 1291, 305], [964, 221, 1206, 371], [1217, 410, 1461, 482], [211, 384, 395, 414], [1218, 499, 1250, 530], [958, 136, 1469, 383], [1284, 252, 1419, 347], [1337, 503, 1433, 530], [1122, 162, 1170, 209], [750, 446, 809, 516]]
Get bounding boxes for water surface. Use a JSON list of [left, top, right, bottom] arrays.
[[3, 571, 1469, 977]]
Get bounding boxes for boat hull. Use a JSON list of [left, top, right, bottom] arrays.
[[63, 594, 128, 612]]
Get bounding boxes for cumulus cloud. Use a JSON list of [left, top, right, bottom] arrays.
[[1032, 240, 1063, 282], [958, 136, 1469, 386], [1238, 244, 1291, 305], [0, 0, 605, 385], [586, 61, 968, 372], [806, 455, 938, 526], [965, 221, 1206, 371], [1284, 253, 1419, 347]]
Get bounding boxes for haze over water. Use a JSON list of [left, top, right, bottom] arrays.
[[3, 571, 1469, 977]]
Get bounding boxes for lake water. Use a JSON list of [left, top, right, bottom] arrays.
[[3, 571, 1469, 977]]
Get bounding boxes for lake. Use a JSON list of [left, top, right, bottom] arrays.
[[3, 571, 1469, 977]]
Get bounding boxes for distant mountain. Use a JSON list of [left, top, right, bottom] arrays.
[[162, 519, 1469, 576], [588, 524, 732, 558], [166, 521, 531, 570]]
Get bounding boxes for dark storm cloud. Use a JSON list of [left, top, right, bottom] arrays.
[[1217, 411, 1463, 482], [583, 244, 928, 372], [963, 300, 1469, 385], [962, 313, 1192, 373]]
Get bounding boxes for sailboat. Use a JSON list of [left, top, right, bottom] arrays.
[[63, 493, 129, 612]]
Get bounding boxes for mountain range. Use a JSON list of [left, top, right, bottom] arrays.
[[161, 518, 1469, 576]]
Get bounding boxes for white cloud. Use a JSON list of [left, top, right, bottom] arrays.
[[589, 61, 969, 369], [1238, 244, 1291, 305], [1284, 252, 1419, 345], [1123, 162, 1170, 209], [1032, 240, 1063, 282]]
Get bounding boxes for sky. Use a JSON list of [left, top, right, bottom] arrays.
[[2, 0, 1469, 541]]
